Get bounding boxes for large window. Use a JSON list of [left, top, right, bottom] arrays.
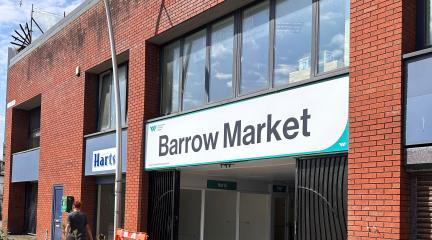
[[274, 0, 312, 85], [240, 2, 270, 94], [182, 30, 207, 110], [318, 0, 350, 73], [209, 17, 235, 102], [161, 0, 349, 114], [98, 64, 128, 131], [162, 42, 181, 114]]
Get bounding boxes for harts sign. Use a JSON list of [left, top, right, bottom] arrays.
[[92, 147, 117, 171]]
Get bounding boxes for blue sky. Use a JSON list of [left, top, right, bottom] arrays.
[[0, 0, 83, 158]]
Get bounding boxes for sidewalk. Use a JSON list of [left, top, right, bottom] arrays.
[[9, 236, 36, 240]]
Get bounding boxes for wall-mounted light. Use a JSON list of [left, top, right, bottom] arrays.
[[75, 66, 80, 77]]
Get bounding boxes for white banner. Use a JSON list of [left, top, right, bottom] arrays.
[[145, 76, 349, 170], [92, 147, 117, 172]]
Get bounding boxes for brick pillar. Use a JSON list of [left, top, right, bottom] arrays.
[[3, 109, 30, 233], [348, 0, 412, 239], [124, 43, 159, 232]]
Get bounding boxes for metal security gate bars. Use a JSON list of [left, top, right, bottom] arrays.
[[148, 170, 180, 240], [295, 155, 348, 240]]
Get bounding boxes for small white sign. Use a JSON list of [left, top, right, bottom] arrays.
[[92, 147, 117, 172], [7, 100, 16, 109]]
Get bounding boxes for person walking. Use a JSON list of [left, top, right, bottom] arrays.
[[64, 201, 93, 240]]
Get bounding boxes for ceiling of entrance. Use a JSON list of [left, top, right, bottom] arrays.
[[179, 157, 296, 183]]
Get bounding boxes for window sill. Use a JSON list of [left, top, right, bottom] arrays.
[[12, 147, 40, 156], [84, 126, 128, 139], [403, 47, 432, 59]]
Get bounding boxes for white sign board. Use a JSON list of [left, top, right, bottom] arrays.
[[145, 76, 349, 170], [7, 100, 16, 109], [92, 147, 117, 172]]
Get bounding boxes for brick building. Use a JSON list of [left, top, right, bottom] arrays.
[[2, 0, 432, 239]]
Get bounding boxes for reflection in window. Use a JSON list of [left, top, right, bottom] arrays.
[[241, 1, 270, 94], [98, 65, 128, 131], [183, 30, 207, 110], [209, 17, 235, 102], [119, 65, 128, 126], [274, 0, 312, 86], [162, 41, 181, 114], [318, 0, 350, 73], [99, 73, 111, 130]]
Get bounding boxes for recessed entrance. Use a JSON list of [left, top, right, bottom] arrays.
[[147, 155, 347, 240], [96, 182, 125, 239], [178, 157, 296, 240]]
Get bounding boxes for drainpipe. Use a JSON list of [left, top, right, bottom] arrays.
[[102, 0, 123, 239]]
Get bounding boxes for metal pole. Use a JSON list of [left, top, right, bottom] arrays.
[[102, 1, 123, 239]]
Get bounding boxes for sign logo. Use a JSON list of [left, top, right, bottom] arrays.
[[92, 147, 117, 172], [149, 124, 165, 133]]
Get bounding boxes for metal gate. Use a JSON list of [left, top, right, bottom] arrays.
[[148, 170, 180, 240], [295, 155, 348, 240], [412, 175, 432, 240]]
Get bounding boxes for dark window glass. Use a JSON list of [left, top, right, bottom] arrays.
[[318, 0, 349, 73], [99, 73, 112, 131], [162, 41, 181, 114], [427, 1, 432, 46], [119, 65, 128, 126], [209, 17, 235, 102], [28, 107, 40, 149], [182, 30, 207, 110], [240, 1, 270, 94], [98, 65, 128, 131], [274, 0, 312, 86]]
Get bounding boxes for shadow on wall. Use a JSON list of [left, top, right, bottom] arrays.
[[155, 0, 173, 36]]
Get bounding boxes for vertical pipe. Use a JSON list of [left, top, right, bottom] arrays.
[[102, 1, 123, 239]]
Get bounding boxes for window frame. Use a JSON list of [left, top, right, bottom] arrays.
[[97, 62, 129, 132], [160, 0, 349, 116]]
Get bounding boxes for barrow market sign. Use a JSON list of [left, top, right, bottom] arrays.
[[145, 76, 349, 170]]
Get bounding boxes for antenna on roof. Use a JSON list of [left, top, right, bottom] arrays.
[[11, 2, 65, 51]]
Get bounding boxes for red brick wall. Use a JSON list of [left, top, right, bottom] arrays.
[[348, 0, 414, 239], [3, 0, 224, 238], [4, 0, 418, 238]]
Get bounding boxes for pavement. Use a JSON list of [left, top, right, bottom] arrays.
[[8, 236, 37, 240]]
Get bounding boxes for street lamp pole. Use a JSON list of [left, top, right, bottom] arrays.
[[102, 0, 123, 239]]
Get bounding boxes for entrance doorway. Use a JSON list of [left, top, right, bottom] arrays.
[[24, 182, 38, 234], [147, 155, 347, 240], [178, 157, 296, 240], [96, 183, 125, 240], [52, 185, 63, 240]]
